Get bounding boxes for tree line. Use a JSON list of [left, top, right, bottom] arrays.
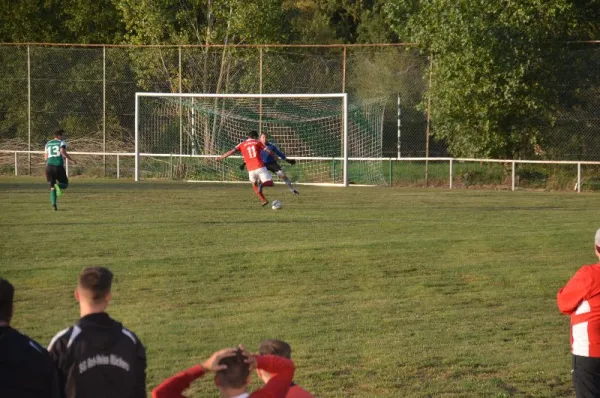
[[1, 0, 600, 159]]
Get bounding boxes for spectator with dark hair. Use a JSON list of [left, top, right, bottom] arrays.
[[0, 278, 61, 398], [48, 267, 147, 398], [152, 346, 294, 398], [258, 340, 313, 398]]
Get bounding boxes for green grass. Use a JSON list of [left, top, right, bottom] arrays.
[[1, 176, 597, 397]]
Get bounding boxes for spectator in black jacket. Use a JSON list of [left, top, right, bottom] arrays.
[[48, 267, 147, 398], [0, 278, 61, 398]]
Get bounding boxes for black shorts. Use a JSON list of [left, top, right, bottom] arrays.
[[265, 162, 282, 173], [573, 355, 600, 397], [45, 165, 68, 187]]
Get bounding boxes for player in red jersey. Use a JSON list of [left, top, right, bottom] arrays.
[[218, 130, 280, 206]]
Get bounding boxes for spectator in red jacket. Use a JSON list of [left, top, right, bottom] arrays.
[[152, 346, 294, 398], [557, 228, 600, 397], [257, 340, 313, 398]]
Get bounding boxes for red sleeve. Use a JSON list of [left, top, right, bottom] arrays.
[[250, 355, 295, 398], [557, 267, 593, 314], [152, 365, 206, 398]]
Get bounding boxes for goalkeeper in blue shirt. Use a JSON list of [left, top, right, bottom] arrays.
[[240, 133, 299, 195]]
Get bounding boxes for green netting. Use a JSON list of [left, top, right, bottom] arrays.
[[137, 95, 386, 185]]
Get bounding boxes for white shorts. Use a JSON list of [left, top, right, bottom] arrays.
[[248, 167, 272, 184]]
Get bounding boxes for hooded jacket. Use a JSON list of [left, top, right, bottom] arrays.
[[0, 326, 61, 398], [48, 312, 146, 398], [557, 263, 600, 357]]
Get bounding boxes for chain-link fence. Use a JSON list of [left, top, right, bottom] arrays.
[[0, 44, 429, 163], [2, 43, 600, 189]]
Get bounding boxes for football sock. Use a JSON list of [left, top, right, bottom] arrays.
[[50, 189, 57, 205], [260, 180, 273, 193], [283, 177, 294, 190], [252, 184, 267, 202], [54, 183, 62, 196]]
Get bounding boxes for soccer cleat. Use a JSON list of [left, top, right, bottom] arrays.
[[291, 189, 299, 195], [261, 199, 269, 206], [52, 204, 57, 211], [54, 184, 63, 196]]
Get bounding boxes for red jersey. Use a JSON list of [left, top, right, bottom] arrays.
[[236, 139, 266, 171], [557, 263, 600, 357], [152, 355, 294, 398]]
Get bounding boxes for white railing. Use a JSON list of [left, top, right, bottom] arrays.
[[2, 150, 600, 192], [2, 150, 134, 180]]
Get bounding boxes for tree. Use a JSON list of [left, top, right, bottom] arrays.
[[0, 0, 65, 42], [386, 0, 600, 159], [0, 0, 125, 44], [61, 0, 125, 44], [355, 1, 399, 44]]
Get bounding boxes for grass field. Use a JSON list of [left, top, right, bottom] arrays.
[[1, 176, 598, 397]]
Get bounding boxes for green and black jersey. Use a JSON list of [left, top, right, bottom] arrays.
[[45, 139, 66, 166]]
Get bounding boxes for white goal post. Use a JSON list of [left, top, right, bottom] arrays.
[[134, 92, 386, 187]]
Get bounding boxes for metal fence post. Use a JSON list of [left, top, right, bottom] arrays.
[[449, 158, 453, 189], [342, 46, 347, 93], [389, 158, 393, 186], [577, 162, 581, 193], [116, 154, 120, 179], [103, 45, 106, 177], [27, 45, 31, 175], [14, 152, 18, 176], [397, 93, 401, 158], [179, 46, 183, 159], [511, 161, 516, 191], [259, 47, 263, 134], [134, 93, 139, 182], [425, 54, 433, 187]]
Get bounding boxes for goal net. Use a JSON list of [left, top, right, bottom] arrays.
[[135, 93, 386, 186]]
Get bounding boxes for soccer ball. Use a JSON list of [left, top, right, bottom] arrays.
[[271, 200, 282, 210]]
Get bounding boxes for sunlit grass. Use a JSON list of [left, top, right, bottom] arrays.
[[1, 176, 595, 396]]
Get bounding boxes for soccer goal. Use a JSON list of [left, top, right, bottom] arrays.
[[134, 93, 386, 186]]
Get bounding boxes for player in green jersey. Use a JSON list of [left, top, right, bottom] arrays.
[[45, 129, 75, 211]]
